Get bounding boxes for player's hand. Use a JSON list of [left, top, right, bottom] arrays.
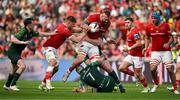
[[163, 43, 170, 49], [142, 48, 147, 54], [82, 25, 90, 33], [123, 47, 128, 52]]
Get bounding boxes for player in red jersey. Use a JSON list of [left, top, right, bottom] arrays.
[[38, 16, 83, 90], [62, 9, 125, 93], [118, 17, 150, 93], [143, 12, 179, 94]]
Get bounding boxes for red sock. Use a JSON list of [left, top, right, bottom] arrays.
[[140, 78, 148, 88], [45, 72, 52, 81], [176, 80, 180, 85], [123, 68, 134, 76], [153, 77, 159, 85], [173, 83, 177, 91], [69, 66, 75, 72]]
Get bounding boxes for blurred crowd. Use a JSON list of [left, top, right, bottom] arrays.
[[0, 0, 180, 62]]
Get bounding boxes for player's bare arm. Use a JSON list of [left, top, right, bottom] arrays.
[[39, 30, 58, 37], [68, 34, 85, 43], [123, 40, 142, 52], [142, 35, 151, 54], [103, 30, 116, 44], [72, 27, 83, 33], [11, 36, 30, 45]]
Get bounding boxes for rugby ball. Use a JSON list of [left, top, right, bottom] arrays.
[[89, 22, 99, 33]]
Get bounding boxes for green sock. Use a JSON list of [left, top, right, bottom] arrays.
[[109, 71, 121, 85], [5, 74, 14, 87], [11, 73, 21, 86]]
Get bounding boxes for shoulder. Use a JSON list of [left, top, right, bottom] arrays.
[[88, 13, 100, 18], [87, 13, 100, 21], [161, 22, 169, 27], [146, 23, 153, 28], [19, 27, 27, 32]]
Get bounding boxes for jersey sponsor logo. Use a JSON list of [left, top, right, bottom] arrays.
[[134, 33, 140, 39], [151, 32, 165, 35]]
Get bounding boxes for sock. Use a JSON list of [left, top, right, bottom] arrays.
[[5, 74, 14, 87], [123, 68, 134, 76], [45, 72, 52, 81], [173, 83, 177, 91], [153, 77, 159, 85], [11, 73, 21, 86], [176, 80, 180, 85], [109, 71, 121, 85], [45, 66, 54, 82], [69, 66, 75, 72], [140, 78, 148, 88]]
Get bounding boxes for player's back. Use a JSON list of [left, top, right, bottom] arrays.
[[79, 65, 115, 92]]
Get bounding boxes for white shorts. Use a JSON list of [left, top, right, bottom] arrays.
[[42, 47, 59, 64], [77, 41, 100, 62], [124, 55, 144, 68], [150, 51, 173, 64]]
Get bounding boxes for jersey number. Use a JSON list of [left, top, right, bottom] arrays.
[[87, 73, 95, 81]]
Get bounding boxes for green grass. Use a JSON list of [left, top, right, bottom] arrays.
[[0, 80, 179, 100]]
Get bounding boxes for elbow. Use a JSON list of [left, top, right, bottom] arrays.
[[10, 38, 16, 43]]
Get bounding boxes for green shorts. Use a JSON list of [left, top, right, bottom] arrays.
[[7, 49, 21, 64], [97, 76, 116, 92]]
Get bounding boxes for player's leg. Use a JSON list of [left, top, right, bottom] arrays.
[[133, 57, 149, 93], [62, 42, 88, 82], [118, 55, 134, 76], [9, 59, 26, 91], [4, 50, 21, 91], [176, 58, 180, 87], [91, 47, 125, 93], [3, 64, 18, 90], [149, 52, 161, 93], [40, 47, 58, 90], [163, 51, 179, 94]]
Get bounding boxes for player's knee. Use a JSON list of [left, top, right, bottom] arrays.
[[49, 59, 57, 66], [17, 60, 26, 70]]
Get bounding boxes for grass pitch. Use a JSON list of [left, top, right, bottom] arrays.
[[0, 80, 179, 100]]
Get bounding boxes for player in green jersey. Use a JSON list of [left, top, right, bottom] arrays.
[[3, 18, 57, 91], [75, 58, 125, 93]]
